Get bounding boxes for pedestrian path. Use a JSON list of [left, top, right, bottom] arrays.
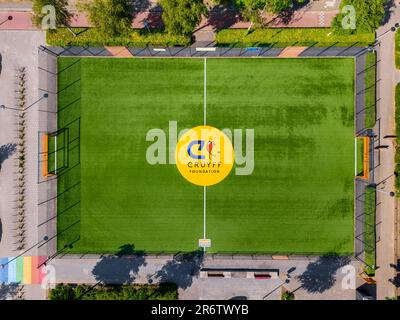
[[0, 256, 46, 284], [278, 46, 308, 57]]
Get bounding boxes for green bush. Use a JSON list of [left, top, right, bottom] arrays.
[[365, 52, 377, 128], [49, 283, 178, 300], [216, 28, 375, 47], [332, 0, 387, 34], [281, 291, 295, 300], [46, 28, 191, 47], [396, 30, 400, 69], [364, 186, 376, 276]]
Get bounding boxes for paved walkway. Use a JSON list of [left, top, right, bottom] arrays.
[[374, 2, 400, 300], [48, 256, 358, 300], [0, 0, 339, 32], [278, 46, 308, 57], [0, 30, 47, 300]]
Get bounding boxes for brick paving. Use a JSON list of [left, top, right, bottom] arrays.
[[278, 46, 308, 57]]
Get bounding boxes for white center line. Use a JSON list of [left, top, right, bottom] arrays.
[[204, 186, 206, 239], [204, 57, 207, 126]]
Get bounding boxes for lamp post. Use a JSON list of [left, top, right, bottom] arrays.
[[0, 15, 13, 26], [38, 243, 73, 268], [376, 188, 395, 197], [0, 93, 48, 112], [0, 236, 49, 269], [263, 278, 290, 300], [375, 22, 400, 41]]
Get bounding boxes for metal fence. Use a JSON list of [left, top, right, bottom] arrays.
[[40, 44, 371, 58]]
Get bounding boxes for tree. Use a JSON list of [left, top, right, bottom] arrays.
[[80, 0, 132, 37], [281, 291, 295, 300], [238, 0, 304, 26], [48, 284, 76, 300], [332, 0, 387, 34], [241, 0, 266, 26], [265, 0, 292, 14], [160, 0, 208, 36], [32, 0, 71, 28]]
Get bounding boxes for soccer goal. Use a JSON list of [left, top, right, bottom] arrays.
[[355, 136, 370, 181], [42, 129, 69, 177]]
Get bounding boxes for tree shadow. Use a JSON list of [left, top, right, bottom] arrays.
[[145, 5, 164, 30], [389, 274, 400, 288], [153, 251, 204, 290], [208, 5, 242, 31], [0, 143, 17, 169], [390, 261, 400, 272], [129, 0, 164, 30], [0, 283, 19, 300], [91, 244, 147, 285], [382, 0, 395, 25], [265, 0, 310, 26], [296, 255, 351, 294], [130, 0, 151, 15]]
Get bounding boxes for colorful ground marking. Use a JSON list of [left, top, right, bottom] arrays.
[[0, 257, 46, 285]]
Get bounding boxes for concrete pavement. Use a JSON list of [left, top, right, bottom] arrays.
[[374, 2, 400, 300], [48, 256, 358, 300], [0, 30, 47, 299], [0, 0, 340, 32]]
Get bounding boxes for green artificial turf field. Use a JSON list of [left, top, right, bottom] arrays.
[[56, 57, 355, 255]]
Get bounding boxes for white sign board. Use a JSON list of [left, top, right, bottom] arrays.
[[199, 239, 211, 248]]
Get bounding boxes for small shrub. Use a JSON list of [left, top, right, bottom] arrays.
[[46, 28, 191, 47], [281, 291, 295, 300]]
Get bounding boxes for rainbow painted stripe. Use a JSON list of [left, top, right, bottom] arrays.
[[0, 257, 47, 285]]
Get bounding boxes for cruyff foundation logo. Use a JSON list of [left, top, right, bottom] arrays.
[[176, 126, 234, 186], [146, 121, 254, 176], [187, 139, 215, 160]]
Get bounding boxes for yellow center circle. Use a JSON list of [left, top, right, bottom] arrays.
[[175, 125, 234, 187]]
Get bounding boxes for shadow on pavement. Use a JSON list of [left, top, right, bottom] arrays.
[[296, 255, 351, 294], [0, 283, 19, 300], [382, 0, 396, 25], [0, 143, 17, 170], [91, 244, 147, 285], [154, 251, 204, 289]]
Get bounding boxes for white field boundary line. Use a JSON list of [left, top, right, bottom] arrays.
[[203, 57, 207, 252], [204, 57, 207, 125]]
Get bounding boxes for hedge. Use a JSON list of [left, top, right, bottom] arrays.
[[396, 30, 400, 69], [396, 84, 400, 194], [48, 283, 178, 300], [364, 186, 376, 276], [364, 52, 377, 128], [216, 28, 375, 47], [46, 28, 191, 47]]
